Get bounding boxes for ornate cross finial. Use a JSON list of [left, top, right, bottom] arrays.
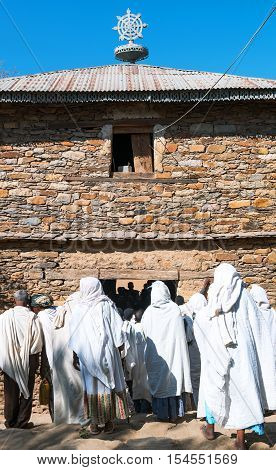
[[113, 8, 148, 44]]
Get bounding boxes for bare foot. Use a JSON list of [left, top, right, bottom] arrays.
[[200, 424, 215, 440], [234, 439, 248, 450]]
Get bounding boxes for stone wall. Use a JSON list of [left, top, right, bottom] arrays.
[[0, 102, 275, 241], [0, 238, 275, 310]]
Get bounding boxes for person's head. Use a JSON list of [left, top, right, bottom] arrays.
[[175, 295, 185, 306], [123, 308, 134, 321], [118, 287, 125, 296], [135, 308, 144, 323], [151, 281, 171, 306], [79, 277, 103, 302], [14, 290, 29, 307], [30, 293, 53, 313], [128, 282, 134, 291]]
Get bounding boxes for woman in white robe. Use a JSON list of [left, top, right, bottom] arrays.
[[141, 281, 192, 422], [194, 263, 276, 449], [250, 284, 276, 359], [68, 277, 129, 434], [181, 293, 207, 408]]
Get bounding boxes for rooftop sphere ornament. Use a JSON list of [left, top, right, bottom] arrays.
[[113, 9, 149, 64]]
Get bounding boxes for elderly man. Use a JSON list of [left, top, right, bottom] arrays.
[[0, 290, 43, 429], [30, 293, 57, 421]]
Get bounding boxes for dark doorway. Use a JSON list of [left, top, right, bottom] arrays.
[[112, 134, 134, 172]]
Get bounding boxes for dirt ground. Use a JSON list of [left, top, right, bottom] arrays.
[[0, 412, 275, 450]]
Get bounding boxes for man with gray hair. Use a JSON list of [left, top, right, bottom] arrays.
[[0, 289, 43, 428]]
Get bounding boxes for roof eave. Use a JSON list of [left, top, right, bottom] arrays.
[[0, 88, 275, 104]]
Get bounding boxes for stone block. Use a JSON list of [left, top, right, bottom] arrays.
[[0, 189, 8, 197], [24, 217, 41, 226], [266, 251, 276, 264], [253, 198, 272, 208], [27, 196, 46, 205], [166, 143, 178, 153], [63, 151, 85, 161], [119, 218, 135, 225], [207, 144, 226, 154], [242, 255, 263, 264], [56, 193, 72, 204], [229, 200, 251, 209], [189, 144, 205, 152], [215, 252, 238, 261]]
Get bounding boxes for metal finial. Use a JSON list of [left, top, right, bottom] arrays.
[[113, 9, 149, 64]]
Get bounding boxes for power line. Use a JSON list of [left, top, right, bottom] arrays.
[[155, 6, 276, 135]]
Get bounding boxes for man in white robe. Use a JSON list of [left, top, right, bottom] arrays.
[[0, 290, 42, 429], [68, 277, 129, 434], [141, 281, 192, 422], [194, 263, 276, 449]]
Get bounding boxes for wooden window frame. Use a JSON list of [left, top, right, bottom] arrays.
[[112, 125, 154, 176]]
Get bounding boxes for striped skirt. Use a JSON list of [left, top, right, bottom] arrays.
[[85, 377, 129, 426]]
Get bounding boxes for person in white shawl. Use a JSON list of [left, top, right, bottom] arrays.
[[194, 263, 276, 449], [123, 307, 152, 413], [68, 277, 129, 435], [250, 284, 276, 359], [180, 293, 207, 408], [141, 281, 192, 422], [0, 290, 42, 429], [52, 291, 85, 426], [30, 293, 57, 421]]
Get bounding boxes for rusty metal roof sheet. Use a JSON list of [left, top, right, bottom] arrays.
[[0, 64, 275, 103]]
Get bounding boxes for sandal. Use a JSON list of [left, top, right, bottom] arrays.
[[90, 424, 101, 435]]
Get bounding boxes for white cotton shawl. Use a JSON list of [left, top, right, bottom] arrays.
[[52, 304, 84, 425], [141, 281, 192, 398], [68, 277, 125, 390], [38, 307, 57, 369], [0, 306, 42, 399], [208, 263, 243, 347], [195, 266, 276, 429], [181, 293, 207, 319]]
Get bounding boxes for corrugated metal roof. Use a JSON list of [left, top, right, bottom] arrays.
[[0, 64, 275, 93]]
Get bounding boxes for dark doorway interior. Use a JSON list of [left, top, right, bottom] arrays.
[[112, 134, 134, 172]]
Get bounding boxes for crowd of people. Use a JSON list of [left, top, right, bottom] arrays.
[[0, 262, 275, 449]]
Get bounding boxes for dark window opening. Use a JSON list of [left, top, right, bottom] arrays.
[[112, 134, 134, 172], [112, 131, 154, 174]]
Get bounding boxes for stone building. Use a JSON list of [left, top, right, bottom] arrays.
[[0, 63, 275, 308]]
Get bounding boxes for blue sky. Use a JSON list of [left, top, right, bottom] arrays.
[[0, 0, 275, 78]]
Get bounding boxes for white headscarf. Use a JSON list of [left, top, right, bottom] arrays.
[[181, 293, 207, 319], [208, 263, 243, 347], [150, 281, 172, 307], [250, 284, 272, 311]]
